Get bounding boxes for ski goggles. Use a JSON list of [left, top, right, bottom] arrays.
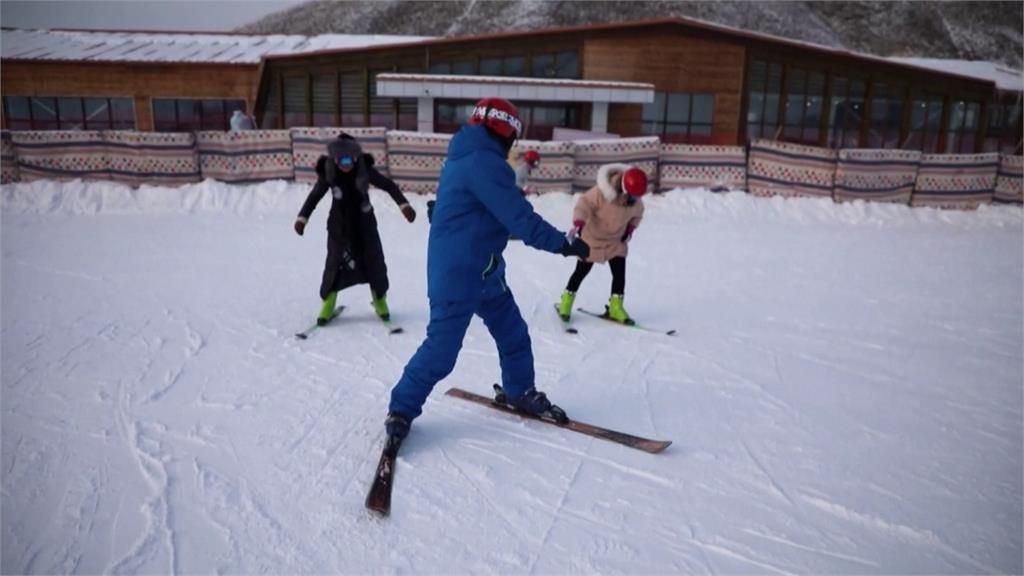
[[336, 155, 355, 168]]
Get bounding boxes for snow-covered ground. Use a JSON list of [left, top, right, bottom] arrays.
[[2, 178, 1021, 574]]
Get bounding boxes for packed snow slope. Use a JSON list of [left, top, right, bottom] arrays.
[[2, 179, 1022, 574]]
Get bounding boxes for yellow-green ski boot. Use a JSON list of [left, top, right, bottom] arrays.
[[317, 291, 338, 326], [557, 290, 576, 321], [371, 292, 390, 321], [606, 294, 634, 325]]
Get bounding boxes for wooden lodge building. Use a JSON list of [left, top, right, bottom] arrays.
[[3, 18, 1021, 154]]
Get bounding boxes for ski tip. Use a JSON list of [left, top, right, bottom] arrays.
[[666, 330, 677, 336], [389, 327, 404, 334]]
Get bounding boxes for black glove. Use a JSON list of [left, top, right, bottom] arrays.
[[559, 236, 590, 259], [427, 199, 436, 223], [294, 219, 306, 236], [400, 204, 416, 223]]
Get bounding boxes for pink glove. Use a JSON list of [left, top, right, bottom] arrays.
[[567, 219, 584, 241]]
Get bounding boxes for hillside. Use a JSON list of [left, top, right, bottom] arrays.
[[236, 0, 1023, 69]]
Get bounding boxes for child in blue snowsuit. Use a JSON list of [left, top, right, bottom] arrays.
[[385, 98, 590, 440]]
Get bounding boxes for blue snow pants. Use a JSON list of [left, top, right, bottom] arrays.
[[388, 289, 533, 420]]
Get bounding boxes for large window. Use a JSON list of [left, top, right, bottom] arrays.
[[745, 60, 783, 141], [340, 72, 364, 127], [983, 96, 1023, 154], [642, 92, 714, 143], [435, 100, 475, 134], [428, 51, 576, 79], [153, 98, 244, 131], [3, 96, 135, 130], [945, 100, 981, 153], [282, 76, 308, 128], [520, 103, 581, 140], [906, 95, 944, 152], [433, 99, 580, 139], [479, 55, 527, 77], [311, 74, 335, 127], [826, 77, 865, 148], [531, 51, 578, 79], [867, 83, 905, 148], [782, 68, 825, 145]]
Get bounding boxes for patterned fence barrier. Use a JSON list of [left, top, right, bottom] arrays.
[[833, 149, 921, 204], [290, 127, 388, 184], [196, 130, 294, 184], [747, 139, 837, 199], [511, 140, 576, 194], [572, 137, 660, 194], [658, 144, 746, 192], [385, 131, 452, 194], [10, 130, 110, 182], [911, 153, 999, 209], [993, 154, 1023, 204], [102, 131, 200, 187], [1, 131, 19, 184]]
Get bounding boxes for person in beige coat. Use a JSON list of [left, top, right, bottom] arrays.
[[557, 163, 649, 324]]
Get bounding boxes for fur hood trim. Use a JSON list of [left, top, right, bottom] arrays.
[[597, 163, 631, 201]]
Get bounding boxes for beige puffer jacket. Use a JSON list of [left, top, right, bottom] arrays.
[[573, 163, 645, 263]]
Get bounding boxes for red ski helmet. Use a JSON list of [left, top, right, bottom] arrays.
[[523, 149, 541, 167], [469, 97, 522, 140], [622, 167, 648, 197]]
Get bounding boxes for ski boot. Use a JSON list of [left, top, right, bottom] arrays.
[[557, 290, 576, 321], [385, 412, 411, 441], [605, 294, 635, 325], [317, 291, 338, 326], [494, 384, 568, 424], [371, 291, 391, 321]]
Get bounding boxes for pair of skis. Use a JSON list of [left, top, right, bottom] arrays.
[[365, 384, 672, 516], [294, 306, 403, 340], [556, 305, 677, 336]]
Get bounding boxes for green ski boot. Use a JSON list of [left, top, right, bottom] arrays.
[[606, 294, 634, 325], [557, 290, 576, 321], [371, 292, 391, 321], [317, 291, 338, 326]]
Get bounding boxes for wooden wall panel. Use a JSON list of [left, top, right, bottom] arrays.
[[2, 61, 259, 130], [584, 31, 745, 143]]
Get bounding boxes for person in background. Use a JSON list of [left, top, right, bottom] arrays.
[[229, 109, 255, 131], [557, 163, 647, 325], [384, 98, 590, 441], [294, 133, 416, 325], [514, 149, 541, 195]]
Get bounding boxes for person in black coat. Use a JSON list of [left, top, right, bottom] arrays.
[[294, 133, 416, 325]]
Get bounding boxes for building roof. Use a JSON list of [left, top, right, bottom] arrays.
[[376, 73, 655, 103], [263, 16, 1006, 91], [0, 28, 433, 65], [887, 58, 1024, 93]]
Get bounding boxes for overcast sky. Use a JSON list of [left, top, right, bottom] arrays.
[[1, 0, 308, 32]]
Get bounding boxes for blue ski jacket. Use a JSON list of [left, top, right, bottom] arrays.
[[426, 125, 566, 301]]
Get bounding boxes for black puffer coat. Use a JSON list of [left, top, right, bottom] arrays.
[[297, 137, 410, 299]]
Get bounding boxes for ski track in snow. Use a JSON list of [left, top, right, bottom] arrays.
[[2, 181, 1022, 573]]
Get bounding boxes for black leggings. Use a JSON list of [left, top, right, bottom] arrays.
[[566, 257, 626, 294]]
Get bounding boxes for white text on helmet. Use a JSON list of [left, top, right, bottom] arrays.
[[472, 105, 523, 136]]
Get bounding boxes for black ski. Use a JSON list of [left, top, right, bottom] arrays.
[[552, 304, 578, 334], [576, 307, 676, 336], [295, 305, 346, 340], [365, 435, 403, 516], [379, 316, 404, 335], [445, 385, 672, 454]]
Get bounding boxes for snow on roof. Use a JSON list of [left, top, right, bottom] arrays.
[[0, 28, 433, 65], [888, 57, 1024, 93]]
